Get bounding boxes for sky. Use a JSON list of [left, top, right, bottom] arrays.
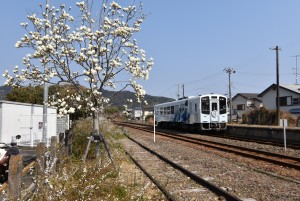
[[1, 1, 300, 100]]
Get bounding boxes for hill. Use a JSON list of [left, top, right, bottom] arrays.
[[0, 86, 13, 100], [102, 89, 174, 108], [0, 85, 173, 108]]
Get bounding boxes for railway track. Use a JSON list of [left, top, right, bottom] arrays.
[[116, 121, 300, 172], [125, 121, 300, 149], [123, 132, 242, 200], [207, 133, 300, 150]]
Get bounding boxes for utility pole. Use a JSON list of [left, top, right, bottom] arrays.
[[182, 84, 185, 98], [43, 0, 50, 143], [292, 55, 300, 84], [176, 84, 180, 100], [270, 46, 281, 126], [224, 67, 235, 123]]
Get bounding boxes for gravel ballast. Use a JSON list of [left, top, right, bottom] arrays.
[[121, 127, 300, 201]]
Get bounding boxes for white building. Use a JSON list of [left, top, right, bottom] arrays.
[[131, 106, 154, 121], [258, 84, 300, 113], [0, 100, 57, 146], [231, 93, 262, 119]]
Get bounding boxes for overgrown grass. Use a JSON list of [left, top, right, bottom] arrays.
[[242, 107, 299, 127], [22, 117, 161, 200]]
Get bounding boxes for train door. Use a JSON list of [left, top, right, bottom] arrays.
[[210, 96, 219, 122]]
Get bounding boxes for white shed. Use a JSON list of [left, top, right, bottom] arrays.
[[0, 100, 57, 145]]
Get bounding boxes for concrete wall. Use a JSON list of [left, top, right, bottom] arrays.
[[227, 124, 300, 144]]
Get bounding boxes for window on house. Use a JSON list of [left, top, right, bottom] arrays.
[[292, 97, 300, 105], [279, 96, 292, 106], [237, 104, 245, 110], [246, 100, 255, 107]]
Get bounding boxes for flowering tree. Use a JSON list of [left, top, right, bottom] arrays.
[[2, 0, 153, 159]]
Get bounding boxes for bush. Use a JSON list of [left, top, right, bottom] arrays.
[[242, 107, 298, 127], [145, 114, 154, 124]]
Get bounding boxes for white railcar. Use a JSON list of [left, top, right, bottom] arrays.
[[154, 94, 227, 131]]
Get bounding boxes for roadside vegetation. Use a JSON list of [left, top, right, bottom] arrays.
[[25, 117, 161, 200], [241, 107, 300, 127]]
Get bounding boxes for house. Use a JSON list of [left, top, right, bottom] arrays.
[[132, 106, 154, 120], [258, 84, 300, 114], [231, 93, 262, 119], [127, 105, 154, 121], [132, 107, 143, 120]]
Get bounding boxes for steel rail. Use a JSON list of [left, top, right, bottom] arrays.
[[125, 150, 176, 201], [120, 121, 300, 149], [117, 122, 300, 170], [207, 133, 300, 150], [124, 132, 242, 201]]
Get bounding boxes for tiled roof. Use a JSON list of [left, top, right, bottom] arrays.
[[258, 84, 300, 97], [233, 93, 262, 102]]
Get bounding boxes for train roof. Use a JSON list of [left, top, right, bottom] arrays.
[[154, 94, 226, 107]]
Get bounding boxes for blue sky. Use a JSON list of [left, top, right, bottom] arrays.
[[1, 1, 300, 100]]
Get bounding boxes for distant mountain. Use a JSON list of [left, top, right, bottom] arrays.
[[102, 89, 174, 108], [0, 86, 12, 100], [0, 85, 173, 107]]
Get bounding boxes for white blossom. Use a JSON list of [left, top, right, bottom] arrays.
[[3, 0, 153, 120]]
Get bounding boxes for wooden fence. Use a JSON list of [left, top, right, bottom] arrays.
[[0, 136, 58, 200]]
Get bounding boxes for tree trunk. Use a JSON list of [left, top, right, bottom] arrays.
[[93, 111, 101, 163], [93, 111, 112, 164]]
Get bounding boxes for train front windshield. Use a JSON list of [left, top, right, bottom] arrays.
[[219, 97, 227, 114], [201, 97, 210, 114]]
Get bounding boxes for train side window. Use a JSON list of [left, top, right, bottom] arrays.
[[195, 104, 197, 112], [171, 106, 174, 114], [164, 107, 167, 115], [219, 97, 227, 114], [174, 105, 179, 113], [160, 108, 163, 115], [201, 96, 210, 114], [167, 106, 171, 114]]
